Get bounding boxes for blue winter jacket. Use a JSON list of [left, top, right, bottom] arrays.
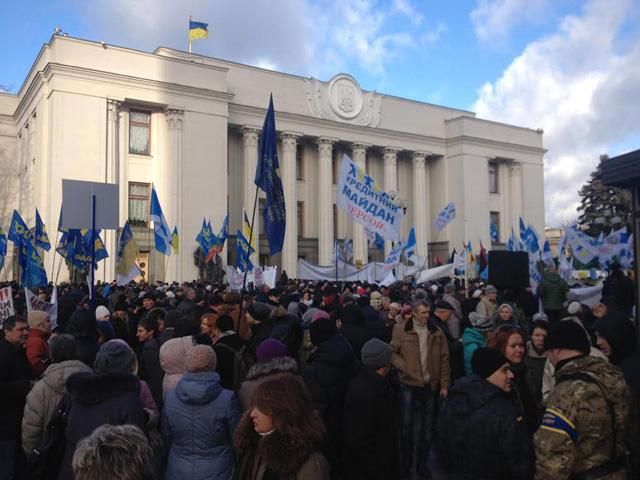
[[462, 328, 486, 375], [163, 371, 240, 480]]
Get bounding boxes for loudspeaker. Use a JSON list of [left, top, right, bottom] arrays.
[[488, 251, 529, 289]]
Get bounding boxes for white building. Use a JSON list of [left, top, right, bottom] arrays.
[[0, 35, 546, 283]]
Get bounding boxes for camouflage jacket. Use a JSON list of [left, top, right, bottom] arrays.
[[534, 355, 632, 480]]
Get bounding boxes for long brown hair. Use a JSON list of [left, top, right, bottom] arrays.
[[486, 326, 525, 356]]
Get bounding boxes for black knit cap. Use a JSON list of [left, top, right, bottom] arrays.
[[471, 348, 509, 379], [544, 320, 591, 354], [435, 300, 455, 311], [310, 317, 337, 346]]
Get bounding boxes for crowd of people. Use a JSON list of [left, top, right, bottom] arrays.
[[0, 262, 638, 480]]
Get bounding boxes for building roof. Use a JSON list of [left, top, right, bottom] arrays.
[[601, 149, 640, 187]]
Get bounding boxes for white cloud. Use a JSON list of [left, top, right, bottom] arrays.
[[470, 0, 554, 45], [473, 0, 640, 226], [392, 0, 424, 26]]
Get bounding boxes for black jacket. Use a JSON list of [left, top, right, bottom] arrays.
[[138, 338, 164, 408], [343, 367, 399, 480], [0, 337, 33, 440], [436, 375, 534, 480], [58, 371, 146, 480], [213, 333, 245, 391]]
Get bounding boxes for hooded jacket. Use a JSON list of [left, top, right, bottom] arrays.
[[163, 371, 240, 480], [25, 328, 51, 377], [21, 360, 92, 455], [462, 328, 486, 375], [436, 375, 534, 480], [539, 272, 569, 311], [160, 336, 196, 394], [58, 371, 146, 480]]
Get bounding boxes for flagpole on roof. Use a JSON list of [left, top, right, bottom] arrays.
[[188, 16, 192, 54]]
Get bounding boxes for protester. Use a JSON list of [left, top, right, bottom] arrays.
[[538, 264, 569, 323], [243, 302, 273, 363], [72, 424, 154, 480], [391, 299, 451, 479], [343, 338, 399, 480], [441, 284, 463, 339], [22, 334, 91, 456], [535, 320, 634, 479], [65, 308, 99, 367], [136, 316, 164, 408], [496, 303, 516, 327], [0, 315, 32, 479], [476, 285, 498, 319], [462, 311, 494, 375], [524, 320, 548, 413], [437, 348, 535, 480], [233, 374, 329, 479], [213, 314, 246, 391], [601, 262, 635, 317], [25, 311, 52, 376], [163, 345, 240, 480]]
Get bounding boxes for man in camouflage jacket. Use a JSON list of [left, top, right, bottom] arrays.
[[535, 320, 633, 480]]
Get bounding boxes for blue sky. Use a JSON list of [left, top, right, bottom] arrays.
[[1, 0, 639, 226]]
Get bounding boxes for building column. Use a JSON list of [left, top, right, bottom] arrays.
[[352, 143, 370, 264], [165, 109, 184, 282], [280, 132, 301, 276], [317, 138, 335, 265], [413, 151, 430, 258], [242, 127, 261, 266], [105, 99, 121, 282], [510, 161, 523, 229], [383, 147, 400, 256]]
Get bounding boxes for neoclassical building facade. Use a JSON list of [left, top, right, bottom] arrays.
[[0, 35, 545, 282]]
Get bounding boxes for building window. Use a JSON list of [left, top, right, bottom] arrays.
[[489, 161, 498, 194], [296, 145, 304, 181], [129, 182, 150, 226], [490, 211, 500, 243], [129, 110, 151, 155], [297, 201, 304, 238]]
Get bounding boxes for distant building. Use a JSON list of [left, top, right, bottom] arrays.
[[545, 227, 564, 257], [0, 35, 546, 282]]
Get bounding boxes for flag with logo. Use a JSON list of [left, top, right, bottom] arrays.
[[434, 202, 456, 231], [8, 210, 48, 288], [35, 209, 51, 251], [150, 186, 173, 255], [384, 241, 403, 270], [236, 229, 254, 272], [0, 227, 6, 272], [541, 240, 554, 266], [404, 227, 417, 259], [255, 95, 286, 255]]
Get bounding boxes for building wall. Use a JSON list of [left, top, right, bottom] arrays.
[[1, 35, 546, 282]]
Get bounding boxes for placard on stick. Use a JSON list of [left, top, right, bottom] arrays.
[[61, 180, 119, 230]]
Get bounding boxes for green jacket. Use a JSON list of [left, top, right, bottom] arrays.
[[538, 272, 569, 310]]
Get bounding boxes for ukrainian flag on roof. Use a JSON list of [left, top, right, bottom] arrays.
[[189, 20, 209, 40]]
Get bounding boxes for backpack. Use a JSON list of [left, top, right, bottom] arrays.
[[27, 394, 72, 480], [215, 343, 248, 392]]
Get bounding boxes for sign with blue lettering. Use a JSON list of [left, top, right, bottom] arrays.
[[336, 155, 405, 241]]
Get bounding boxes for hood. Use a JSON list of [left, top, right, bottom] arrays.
[[444, 375, 505, 416], [175, 371, 223, 405], [462, 328, 485, 346], [159, 336, 194, 374], [557, 355, 627, 396], [245, 356, 298, 381], [42, 360, 93, 394], [309, 334, 355, 368], [593, 314, 636, 364], [66, 371, 140, 404], [66, 309, 98, 340]]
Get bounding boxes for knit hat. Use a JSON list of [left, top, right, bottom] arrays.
[[483, 285, 497, 294], [389, 302, 402, 312], [27, 310, 49, 328], [472, 289, 483, 299], [97, 320, 115, 340], [312, 310, 330, 322], [544, 320, 591, 354], [532, 312, 549, 323], [185, 345, 217, 372], [164, 309, 184, 328], [497, 303, 513, 314], [248, 302, 271, 322], [94, 339, 137, 374], [401, 304, 413, 316], [471, 348, 509, 379], [370, 291, 382, 300], [435, 301, 455, 311], [310, 317, 337, 346], [95, 305, 111, 320], [142, 292, 156, 302], [361, 338, 392, 369], [114, 297, 128, 312], [468, 312, 494, 332], [256, 338, 287, 362]]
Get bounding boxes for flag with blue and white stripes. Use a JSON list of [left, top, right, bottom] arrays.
[[150, 186, 173, 256]]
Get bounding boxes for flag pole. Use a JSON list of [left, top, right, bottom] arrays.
[[50, 228, 60, 285], [188, 15, 192, 53], [243, 186, 260, 290]]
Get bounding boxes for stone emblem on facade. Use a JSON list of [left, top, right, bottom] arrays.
[[305, 73, 382, 127]]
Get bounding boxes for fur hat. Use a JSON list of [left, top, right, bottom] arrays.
[[27, 310, 49, 328], [248, 302, 272, 322], [544, 319, 591, 354], [472, 348, 508, 379], [361, 338, 392, 369], [256, 339, 287, 363], [309, 317, 337, 346], [185, 345, 217, 372], [95, 305, 111, 320]]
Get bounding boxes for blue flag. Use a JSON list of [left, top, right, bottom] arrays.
[[0, 227, 6, 272], [196, 219, 209, 252], [236, 229, 254, 272], [218, 215, 229, 244], [490, 222, 498, 242], [255, 95, 286, 256], [82, 229, 109, 264], [150, 186, 173, 255], [8, 210, 47, 287], [35, 209, 51, 251], [404, 227, 417, 258]]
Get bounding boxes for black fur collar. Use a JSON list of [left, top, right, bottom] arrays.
[[66, 371, 140, 404]]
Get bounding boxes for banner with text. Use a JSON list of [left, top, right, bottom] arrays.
[[336, 155, 405, 241], [0, 287, 15, 326]]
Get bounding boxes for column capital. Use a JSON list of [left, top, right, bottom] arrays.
[[107, 99, 122, 122], [280, 132, 303, 150], [412, 151, 429, 168], [241, 126, 261, 147], [165, 109, 184, 130], [351, 142, 371, 152], [316, 137, 337, 146], [510, 161, 522, 175], [383, 146, 402, 156]]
